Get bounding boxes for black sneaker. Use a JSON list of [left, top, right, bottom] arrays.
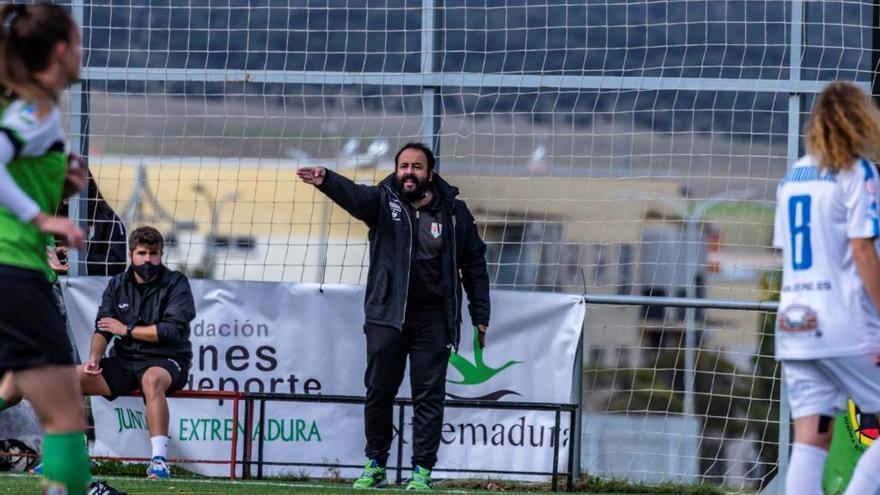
[[88, 480, 127, 495]]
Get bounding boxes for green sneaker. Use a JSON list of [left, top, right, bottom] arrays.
[[405, 465, 433, 491], [352, 459, 387, 489]]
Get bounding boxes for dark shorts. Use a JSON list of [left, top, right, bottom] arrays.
[[0, 265, 73, 374], [100, 355, 190, 401]]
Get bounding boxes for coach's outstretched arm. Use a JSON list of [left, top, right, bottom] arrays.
[[297, 166, 381, 226]]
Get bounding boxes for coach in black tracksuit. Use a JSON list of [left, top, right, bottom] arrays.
[[298, 143, 491, 478]]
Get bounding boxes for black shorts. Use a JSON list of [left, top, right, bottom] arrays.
[[100, 356, 190, 401], [0, 265, 73, 374]]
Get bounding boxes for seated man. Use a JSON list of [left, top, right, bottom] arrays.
[[81, 226, 195, 480]]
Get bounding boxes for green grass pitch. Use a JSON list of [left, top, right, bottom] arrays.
[[0, 474, 634, 495]]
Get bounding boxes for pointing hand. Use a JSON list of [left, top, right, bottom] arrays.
[[297, 167, 327, 186]]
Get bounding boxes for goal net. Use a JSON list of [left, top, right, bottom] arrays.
[[65, 0, 874, 490]]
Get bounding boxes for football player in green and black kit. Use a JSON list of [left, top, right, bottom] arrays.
[[0, 3, 123, 495]]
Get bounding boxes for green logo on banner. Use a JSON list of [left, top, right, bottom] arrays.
[[448, 327, 522, 386]]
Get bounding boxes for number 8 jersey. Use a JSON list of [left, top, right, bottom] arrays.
[[773, 155, 880, 359]]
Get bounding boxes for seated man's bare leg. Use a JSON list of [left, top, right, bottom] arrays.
[[76, 364, 112, 396], [141, 366, 172, 437], [141, 366, 173, 480]]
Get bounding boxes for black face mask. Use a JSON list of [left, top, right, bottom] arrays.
[[396, 172, 430, 202], [133, 262, 162, 282]]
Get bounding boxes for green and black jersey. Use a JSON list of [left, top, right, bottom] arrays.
[[0, 99, 67, 281]]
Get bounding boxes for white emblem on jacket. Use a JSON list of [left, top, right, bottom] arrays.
[[388, 201, 402, 221]]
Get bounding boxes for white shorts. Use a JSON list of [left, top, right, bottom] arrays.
[[783, 354, 880, 419]]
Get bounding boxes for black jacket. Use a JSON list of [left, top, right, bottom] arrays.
[[317, 169, 491, 348], [95, 265, 195, 363]]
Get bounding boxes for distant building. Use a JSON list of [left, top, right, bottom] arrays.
[[91, 156, 771, 371]]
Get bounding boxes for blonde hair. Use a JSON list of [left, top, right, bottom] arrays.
[[805, 81, 880, 172]]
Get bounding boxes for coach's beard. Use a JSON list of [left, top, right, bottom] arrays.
[[396, 173, 430, 202]]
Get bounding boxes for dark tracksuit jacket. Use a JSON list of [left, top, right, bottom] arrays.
[[94, 265, 195, 364], [317, 169, 491, 469], [317, 169, 491, 346]]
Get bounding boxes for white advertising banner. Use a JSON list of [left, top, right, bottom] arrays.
[[63, 278, 584, 479]]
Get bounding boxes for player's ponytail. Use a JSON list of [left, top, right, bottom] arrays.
[[0, 2, 77, 103], [805, 81, 880, 172]]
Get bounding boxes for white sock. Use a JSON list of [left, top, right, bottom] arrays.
[[786, 443, 827, 495], [844, 441, 880, 495], [150, 435, 168, 460]]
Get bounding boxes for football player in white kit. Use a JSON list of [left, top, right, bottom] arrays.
[[774, 81, 880, 494]]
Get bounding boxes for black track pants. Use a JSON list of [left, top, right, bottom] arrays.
[[363, 320, 450, 469]]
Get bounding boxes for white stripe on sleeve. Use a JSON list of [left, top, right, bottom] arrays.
[[0, 132, 40, 222]]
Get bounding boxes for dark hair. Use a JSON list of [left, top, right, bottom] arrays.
[[394, 142, 435, 171], [0, 2, 77, 101], [129, 226, 164, 253]]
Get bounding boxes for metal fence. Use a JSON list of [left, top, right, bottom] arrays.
[[60, 0, 880, 491]]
